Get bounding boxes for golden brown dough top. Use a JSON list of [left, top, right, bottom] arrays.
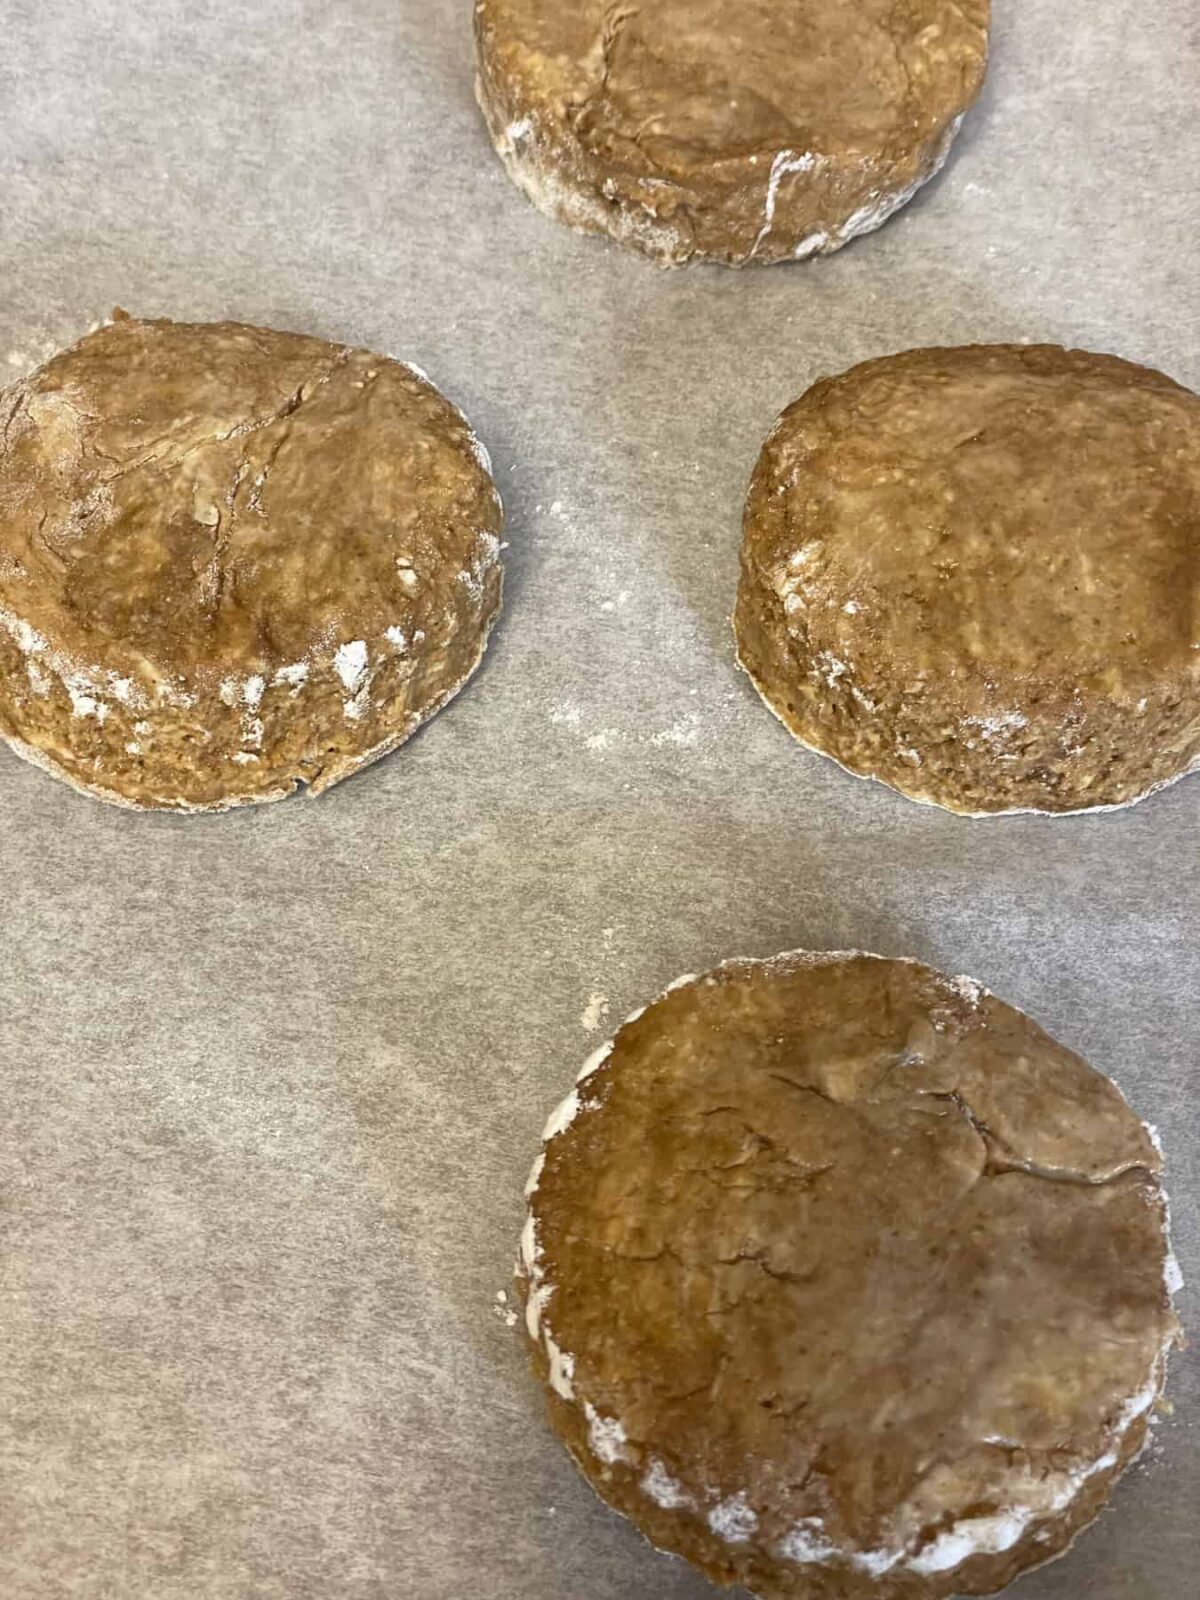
[[746, 345, 1200, 694], [529, 954, 1176, 1573], [0, 317, 498, 684], [478, 0, 989, 178]]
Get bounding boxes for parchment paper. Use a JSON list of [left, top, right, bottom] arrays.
[[0, 3, 1196, 1597]]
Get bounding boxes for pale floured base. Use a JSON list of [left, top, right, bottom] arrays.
[[478, 80, 965, 269], [0, 578, 504, 816], [554, 1373, 1170, 1600], [477, 81, 694, 266], [735, 636, 1200, 819], [519, 950, 1181, 1596]]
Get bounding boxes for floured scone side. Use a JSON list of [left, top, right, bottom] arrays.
[[519, 952, 1181, 1600], [475, 0, 989, 266], [736, 346, 1200, 814], [0, 316, 503, 811]]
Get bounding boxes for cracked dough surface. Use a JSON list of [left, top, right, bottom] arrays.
[[735, 344, 1200, 815], [0, 315, 503, 811], [475, 0, 989, 265], [520, 952, 1179, 1600]]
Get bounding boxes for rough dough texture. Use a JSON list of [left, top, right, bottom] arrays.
[[735, 345, 1200, 814], [519, 952, 1180, 1600], [0, 315, 503, 811], [475, 0, 989, 266]]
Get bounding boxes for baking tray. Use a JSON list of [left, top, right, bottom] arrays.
[[1, 2, 1196, 1596]]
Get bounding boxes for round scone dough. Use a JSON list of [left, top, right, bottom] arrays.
[[520, 952, 1181, 1600], [475, 0, 989, 266], [736, 345, 1200, 814], [0, 315, 503, 811]]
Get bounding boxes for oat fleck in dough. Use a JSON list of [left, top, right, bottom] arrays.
[[0, 315, 503, 812], [736, 345, 1200, 814], [475, 0, 989, 266], [520, 952, 1181, 1600]]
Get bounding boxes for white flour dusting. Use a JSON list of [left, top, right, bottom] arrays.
[[752, 149, 820, 255], [549, 701, 583, 728], [542, 1087, 581, 1143], [793, 231, 831, 259], [779, 1519, 838, 1565], [707, 1493, 758, 1544], [964, 710, 1029, 739], [649, 714, 699, 749], [641, 1459, 694, 1511], [332, 639, 372, 720], [584, 1403, 630, 1465], [334, 640, 369, 691], [581, 992, 609, 1032], [523, 1151, 546, 1200], [272, 661, 309, 692], [812, 650, 850, 689], [577, 1041, 613, 1083], [0, 603, 149, 723], [949, 974, 987, 1005], [545, 1337, 575, 1401]]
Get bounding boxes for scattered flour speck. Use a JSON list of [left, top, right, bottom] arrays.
[[708, 1493, 759, 1544], [581, 992, 609, 1032], [649, 714, 699, 748], [334, 640, 369, 692]]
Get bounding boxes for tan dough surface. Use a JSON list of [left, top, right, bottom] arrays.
[[520, 952, 1180, 1600], [0, 315, 503, 812], [735, 345, 1200, 815], [475, 0, 989, 266]]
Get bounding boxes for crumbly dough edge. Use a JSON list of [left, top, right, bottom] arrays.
[[734, 628, 1200, 819]]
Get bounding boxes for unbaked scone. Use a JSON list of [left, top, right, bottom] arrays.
[[520, 951, 1180, 1600], [475, 0, 989, 266], [735, 345, 1200, 814], [0, 315, 503, 811]]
